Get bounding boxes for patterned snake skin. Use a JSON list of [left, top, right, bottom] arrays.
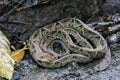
[[29, 18, 110, 69]]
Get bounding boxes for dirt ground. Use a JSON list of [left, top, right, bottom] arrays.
[[20, 48, 120, 80]]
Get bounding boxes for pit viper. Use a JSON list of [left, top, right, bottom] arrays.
[[29, 18, 111, 71]]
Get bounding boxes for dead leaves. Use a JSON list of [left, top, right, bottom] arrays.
[[0, 41, 28, 80], [2, 41, 28, 79], [0, 31, 28, 80], [0, 31, 15, 80], [0, 31, 28, 79], [10, 42, 28, 62]]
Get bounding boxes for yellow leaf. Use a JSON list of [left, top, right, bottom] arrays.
[[10, 42, 28, 62]]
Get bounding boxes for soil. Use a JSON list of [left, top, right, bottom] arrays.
[[20, 49, 120, 80], [0, 0, 120, 80]]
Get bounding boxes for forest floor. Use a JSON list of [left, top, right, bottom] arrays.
[[0, 0, 120, 80], [20, 48, 120, 80]]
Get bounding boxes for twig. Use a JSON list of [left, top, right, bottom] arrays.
[[0, 2, 9, 5], [88, 21, 120, 30], [87, 22, 113, 29], [101, 25, 120, 37], [0, 0, 26, 21], [87, 21, 120, 37], [16, 0, 51, 12], [0, 21, 32, 25], [86, 10, 99, 24]]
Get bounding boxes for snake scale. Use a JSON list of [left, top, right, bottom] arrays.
[[29, 18, 111, 70]]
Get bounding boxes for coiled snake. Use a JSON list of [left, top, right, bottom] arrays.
[[29, 18, 111, 71]]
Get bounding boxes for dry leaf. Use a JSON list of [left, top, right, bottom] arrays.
[[0, 49, 15, 80], [10, 42, 28, 62], [0, 31, 15, 80]]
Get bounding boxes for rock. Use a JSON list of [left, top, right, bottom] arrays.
[[115, 65, 120, 70], [12, 71, 21, 80], [108, 34, 117, 43]]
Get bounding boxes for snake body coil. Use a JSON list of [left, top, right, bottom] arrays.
[[29, 18, 109, 68]]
